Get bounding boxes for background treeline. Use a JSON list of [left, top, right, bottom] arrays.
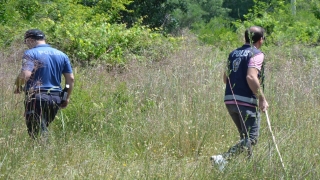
[[0, 0, 319, 65]]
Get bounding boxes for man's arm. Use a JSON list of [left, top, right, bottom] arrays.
[[246, 67, 268, 111], [60, 73, 74, 108], [14, 70, 32, 94]]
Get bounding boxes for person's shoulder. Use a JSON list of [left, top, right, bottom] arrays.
[[24, 48, 37, 56], [252, 52, 264, 58], [58, 50, 69, 58], [249, 53, 264, 65], [229, 46, 241, 55], [49, 46, 69, 57], [234, 45, 244, 51]]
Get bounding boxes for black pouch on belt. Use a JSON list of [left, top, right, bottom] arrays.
[[60, 84, 69, 104]]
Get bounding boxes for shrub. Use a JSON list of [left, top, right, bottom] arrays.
[[235, 0, 320, 46], [0, 0, 180, 67], [193, 17, 240, 48]]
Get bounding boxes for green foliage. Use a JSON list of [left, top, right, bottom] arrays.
[[79, 0, 133, 23], [311, 1, 320, 19], [193, 17, 240, 47], [120, 0, 186, 31], [294, 0, 320, 19], [0, 0, 39, 23], [58, 75, 156, 137], [223, 0, 255, 20], [16, 0, 41, 20], [171, 2, 206, 28], [0, 25, 20, 47], [272, 11, 320, 46], [170, 0, 235, 46], [47, 20, 178, 65], [1, 0, 319, 63], [0, 0, 23, 26], [63, 82, 121, 134], [127, 26, 180, 62], [235, 0, 320, 46], [171, 0, 230, 29], [200, 0, 230, 22], [182, 0, 320, 48], [0, 0, 180, 66]]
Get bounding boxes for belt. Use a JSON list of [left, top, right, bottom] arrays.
[[224, 94, 258, 105], [38, 90, 61, 96], [25, 90, 61, 96]]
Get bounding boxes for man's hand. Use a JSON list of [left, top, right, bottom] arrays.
[[259, 98, 269, 112], [61, 73, 74, 109], [60, 99, 70, 109], [14, 70, 31, 94], [14, 86, 22, 94]]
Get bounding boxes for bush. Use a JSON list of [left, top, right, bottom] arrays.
[[235, 0, 320, 47], [0, 0, 181, 67], [192, 17, 240, 48]]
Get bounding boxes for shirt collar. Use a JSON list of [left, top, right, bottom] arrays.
[[243, 44, 258, 49], [34, 44, 51, 48]]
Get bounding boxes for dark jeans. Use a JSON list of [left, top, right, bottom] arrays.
[[226, 104, 261, 144], [224, 104, 261, 158], [24, 93, 61, 139]]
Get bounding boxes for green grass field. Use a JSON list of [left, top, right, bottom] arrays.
[[1, 34, 320, 179]]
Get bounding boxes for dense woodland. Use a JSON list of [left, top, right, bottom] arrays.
[[0, 0, 319, 65]]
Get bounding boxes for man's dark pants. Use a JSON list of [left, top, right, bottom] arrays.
[[24, 92, 61, 139], [224, 104, 261, 158]]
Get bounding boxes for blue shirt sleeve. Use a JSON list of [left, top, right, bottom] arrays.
[[21, 53, 35, 71], [62, 55, 73, 73]]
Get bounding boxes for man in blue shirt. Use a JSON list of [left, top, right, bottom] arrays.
[[14, 29, 74, 140]]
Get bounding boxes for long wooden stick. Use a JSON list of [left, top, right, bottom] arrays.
[[265, 110, 286, 171]]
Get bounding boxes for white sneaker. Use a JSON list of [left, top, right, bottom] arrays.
[[210, 155, 227, 171]]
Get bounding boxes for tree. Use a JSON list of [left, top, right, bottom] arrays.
[[170, 0, 230, 30], [222, 0, 255, 20], [119, 0, 186, 30]]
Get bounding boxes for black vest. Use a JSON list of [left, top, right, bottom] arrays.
[[224, 44, 263, 106]]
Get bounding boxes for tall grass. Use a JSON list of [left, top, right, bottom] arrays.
[[1, 33, 320, 179]]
